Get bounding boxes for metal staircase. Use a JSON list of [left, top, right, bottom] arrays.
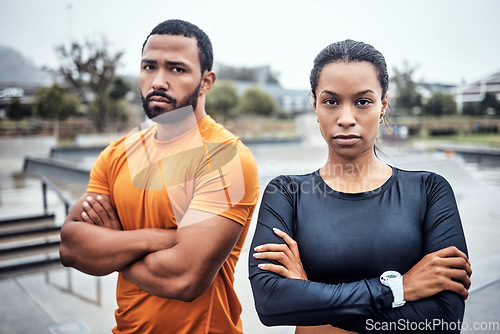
[[0, 213, 61, 277], [0, 176, 74, 278]]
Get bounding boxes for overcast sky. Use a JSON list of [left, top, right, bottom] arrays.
[[1, 0, 499, 90]]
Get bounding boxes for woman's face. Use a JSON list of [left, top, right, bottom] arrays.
[[313, 61, 388, 160]]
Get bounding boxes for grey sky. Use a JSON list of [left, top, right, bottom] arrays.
[[1, 0, 499, 90]]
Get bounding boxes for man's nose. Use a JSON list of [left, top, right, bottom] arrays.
[[152, 70, 169, 91]]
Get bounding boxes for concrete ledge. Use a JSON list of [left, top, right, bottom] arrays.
[[23, 155, 90, 184], [50, 146, 106, 159], [437, 145, 500, 157]]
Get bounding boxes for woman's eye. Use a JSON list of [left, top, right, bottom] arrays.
[[356, 99, 372, 106], [324, 99, 338, 106]]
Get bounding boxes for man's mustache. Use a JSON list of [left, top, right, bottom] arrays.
[[146, 91, 177, 104]]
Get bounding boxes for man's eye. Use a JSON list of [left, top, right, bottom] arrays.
[[172, 67, 185, 73], [143, 64, 155, 71]]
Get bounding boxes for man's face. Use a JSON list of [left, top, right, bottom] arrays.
[[140, 34, 203, 120]]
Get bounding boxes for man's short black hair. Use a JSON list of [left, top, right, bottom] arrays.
[[142, 19, 213, 74]]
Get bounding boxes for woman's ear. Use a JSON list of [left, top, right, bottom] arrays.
[[381, 92, 388, 117], [199, 71, 216, 95], [312, 94, 317, 113]]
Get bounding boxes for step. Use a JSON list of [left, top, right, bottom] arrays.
[[0, 225, 61, 242], [0, 213, 62, 277], [0, 218, 57, 235], [0, 214, 56, 226], [0, 240, 60, 261], [0, 252, 61, 277], [0, 214, 56, 233]]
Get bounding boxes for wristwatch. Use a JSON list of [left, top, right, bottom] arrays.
[[380, 271, 406, 308]]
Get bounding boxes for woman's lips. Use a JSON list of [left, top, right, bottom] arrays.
[[333, 135, 361, 146]]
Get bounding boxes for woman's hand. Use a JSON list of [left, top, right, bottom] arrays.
[[403, 246, 472, 301], [81, 195, 123, 231], [253, 228, 308, 280]]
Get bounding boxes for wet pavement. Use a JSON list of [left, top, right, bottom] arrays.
[[1, 135, 499, 333]]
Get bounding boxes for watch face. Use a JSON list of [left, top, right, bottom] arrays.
[[381, 271, 401, 282]]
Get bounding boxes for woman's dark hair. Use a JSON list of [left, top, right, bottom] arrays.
[[142, 19, 213, 74], [309, 39, 388, 100]]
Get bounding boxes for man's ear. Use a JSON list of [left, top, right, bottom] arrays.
[[199, 71, 216, 95]]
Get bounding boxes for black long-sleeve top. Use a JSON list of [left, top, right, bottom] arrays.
[[248, 168, 468, 333]]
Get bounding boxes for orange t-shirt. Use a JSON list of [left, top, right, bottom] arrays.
[[87, 115, 259, 333]]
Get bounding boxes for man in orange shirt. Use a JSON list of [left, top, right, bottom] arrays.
[[59, 19, 259, 333]]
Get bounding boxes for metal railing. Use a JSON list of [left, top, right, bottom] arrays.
[[41, 176, 74, 215]]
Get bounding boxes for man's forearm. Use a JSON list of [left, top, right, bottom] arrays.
[[120, 245, 211, 302], [119, 211, 244, 302], [60, 220, 177, 276]]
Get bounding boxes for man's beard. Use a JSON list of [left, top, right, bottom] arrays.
[[141, 82, 201, 123]]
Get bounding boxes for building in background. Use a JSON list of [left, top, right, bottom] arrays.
[[454, 71, 500, 113], [213, 63, 310, 115]]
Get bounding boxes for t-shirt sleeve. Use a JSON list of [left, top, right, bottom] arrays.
[[188, 143, 259, 226], [248, 176, 394, 327], [337, 173, 468, 334], [86, 146, 112, 195]]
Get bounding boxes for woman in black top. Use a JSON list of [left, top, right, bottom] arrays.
[[248, 40, 471, 334]]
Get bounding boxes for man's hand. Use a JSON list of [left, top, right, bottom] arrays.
[[61, 192, 177, 276], [403, 246, 472, 301], [81, 194, 122, 230]]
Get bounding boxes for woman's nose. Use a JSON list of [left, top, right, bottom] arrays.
[[337, 107, 356, 128]]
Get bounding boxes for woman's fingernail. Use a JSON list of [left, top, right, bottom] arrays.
[[83, 201, 89, 207], [273, 228, 283, 234], [253, 253, 261, 258], [82, 212, 88, 218], [258, 264, 267, 269], [254, 245, 263, 251], [96, 195, 102, 201], [86, 196, 92, 202]]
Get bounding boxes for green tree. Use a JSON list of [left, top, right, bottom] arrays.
[[391, 62, 422, 116], [239, 86, 277, 116], [462, 102, 482, 116], [266, 70, 281, 85], [108, 76, 130, 101], [54, 38, 123, 131], [104, 76, 131, 128], [480, 92, 500, 115], [6, 97, 32, 121], [423, 92, 457, 117], [205, 81, 239, 121], [33, 84, 80, 121]]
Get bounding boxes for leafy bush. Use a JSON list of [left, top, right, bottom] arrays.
[[239, 86, 276, 116]]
